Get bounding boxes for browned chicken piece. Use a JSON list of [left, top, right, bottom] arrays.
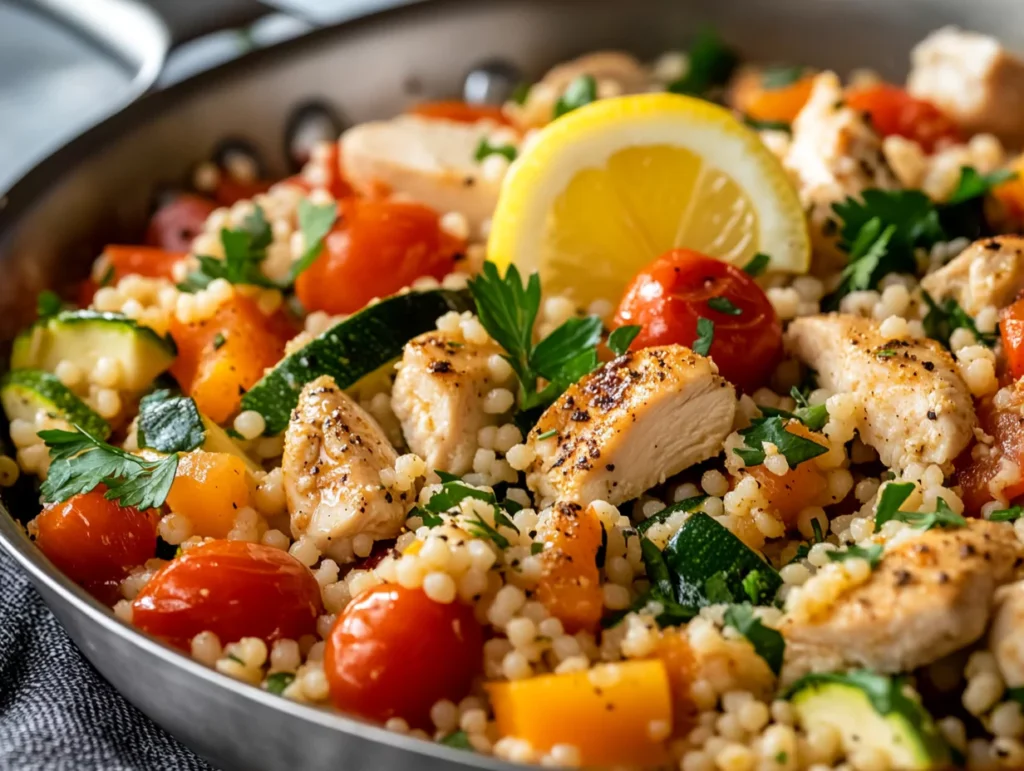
[[990, 579, 1024, 688], [785, 314, 976, 471], [283, 376, 412, 560], [524, 345, 736, 507], [919, 236, 1024, 316], [908, 27, 1024, 145], [391, 330, 512, 476], [782, 519, 1024, 679]]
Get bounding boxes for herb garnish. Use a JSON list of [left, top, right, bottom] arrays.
[[440, 731, 474, 751], [743, 117, 791, 133], [39, 426, 179, 509], [37, 290, 63, 320], [212, 332, 227, 350], [692, 317, 714, 356], [826, 543, 884, 568], [724, 604, 785, 675], [760, 65, 805, 89], [733, 416, 828, 468], [758, 386, 828, 431], [921, 290, 997, 348], [510, 82, 531, 106], [553, 75, 597, 119], [608, 325, 642, 356], [536, 429, 558, 441], [874, 482, 966, 531], [474, 138, 517, 163], [418, 476, 520, 549], [137, 389, 206, 454], [707, 296, 742, 316], [265, 672, 295, 695], [990, 506, 1024, 522], [742, 252, 771, 276], [286, 199, 339, 284], [668, 27, 738, 98]]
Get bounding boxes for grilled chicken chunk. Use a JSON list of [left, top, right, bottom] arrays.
[[341, 115, 501, 235], [785, 314, 976, 470], [920, 236, 1024, 315], [908, 27, 1024, 145], [782, 519, 1024, 679], [283, 376, 411, 560], [783, 72, 898, 274], [990, 580, 1024, 688], [524, 345, 736, 507], [391, 330, 512, 476]]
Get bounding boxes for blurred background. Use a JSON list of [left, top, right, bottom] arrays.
[[0, 0, 401, 191]]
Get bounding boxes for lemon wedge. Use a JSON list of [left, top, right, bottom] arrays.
[[487, 93, 810, 306]]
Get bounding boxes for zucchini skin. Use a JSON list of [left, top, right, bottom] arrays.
[[241, 289, 474, 435], [1, 369, 111, 439]]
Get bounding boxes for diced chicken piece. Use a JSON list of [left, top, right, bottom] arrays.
[[783, 72, 898, 274], [782, 520, 1024, 679], [510, 51, 651, 129], [283, 376, 411, 560], [341, 115, 500, 235], [785, 314, 976, 470], [990, 580, 1024, 688], [524, 345, 736, 507], [908, 27, 1024, 146], [391, 330, 512, 476], [920, 236, 1024, 315]]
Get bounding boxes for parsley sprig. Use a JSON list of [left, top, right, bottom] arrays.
[[553, 75, 597, 119], [990, 506, 1024, 522], [874, 482, 967, 531], [921, 290, 997, 348], [411, 475, 521, 549], [36, 290, 63, 320], [668, 27, 738, 98], [474, 138, 517, 163], [39, 426, 178, 510], [733, 416, 828, 468], [758, 386, 829, 431], [724, 604, 785, 675], [826, 543, 884, 569]]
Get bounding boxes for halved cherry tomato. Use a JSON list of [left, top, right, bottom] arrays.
[[1001, 296, 1024, 380], [957, 382, 1024, 515], [409, 100, 512, 126], [324, 585, 484, 728], [295, 198, 463, 315], [846, 84, 962, 153], [33, 490, 158, 603], [105, 245, 187, 282], [145, 193, 218, 252], [612, 249, 783, 393], [132, 540, 322, 649]]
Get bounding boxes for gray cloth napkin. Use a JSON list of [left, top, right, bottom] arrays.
[[0, 547, 212, 770]]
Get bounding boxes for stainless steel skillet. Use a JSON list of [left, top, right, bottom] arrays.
[[0, 0, 1021, 768]]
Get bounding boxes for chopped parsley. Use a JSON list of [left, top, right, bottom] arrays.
[[36, 290, 63, 320], [921, 290, 997, 348], [990, 506, 1024, 522], [947, 166, 1017, 205], [136, 389, 206, 454], [743, 117, 791, 133], [553, 75, 597, 119], [733, 416, 828, 468], [742, 570, 774, 604], [668, 27, 738, 98], [474, 138, 517, 163], [421, 476, 520, 549], [530, 543, 544, 555], [724, 603, 785, 675], [692, 317, 714, 356], [742, 252, 771, 276], [98, 264, 116, 288], [286, 199, 339, 284], [810, 518, 824, 544], [39, 426, 179, 510], [536, 429, 558, 441], [826, 543, 884, 569], [707, 296, 742, 315], [212, 332, 227, 350], [703, 570, 735, 604], [265, 672, 295, 695], [758, 387, 828, 431], [608, 325, 642, 356], [510, 82, 531, 106], [760, 65, 805, 89], [874, 482, 966, 531], [439, 731, 474, 751]]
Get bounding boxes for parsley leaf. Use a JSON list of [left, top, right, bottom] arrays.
[[424, 478, 519, 549], [827, 543, 884, 568], [760, 65, 805, 89], [921, 290, 997, 348], [536, 429, 557, 441], [743, 253, 771, 276], [98, 264, 116, 288], [707, 296, 742, 316], [510, 82, 531, 105], [212, 332, 227, 350], [758, 394, 829, 432], [553, 75, 596, 119], [724, 604, 785, 675], [137, 389, 206, 454], [692, 317, 714, 356], [608, 325, 642, 356], [873, 482, 915, 527], [733, 417, 828, 468], [179, 205, 277, 291], [704, 571, 735, 604], [287, 199, 338, 283], [474, 138, 517, 163], [947, 166, 1017, 205], [668, 27, 738, 97], [990, 506, 1024, 522], [39, 426, 179, 510], [1008, 687, 1024, 708], [530, 542, 544, 555], [265, 672, 295, 695], [742, 570, 773, 604], [874, 483, 966, 531], [743, 117, 791, 133], [36, 290, 63, 320], [440, 731, 474, 751]]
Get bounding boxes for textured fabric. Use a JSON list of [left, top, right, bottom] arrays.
[[0, 547, 213, 771]]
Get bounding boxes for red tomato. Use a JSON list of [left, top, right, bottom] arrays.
[[295, 198, 463, 315], [612, 249, 783, 393], [105, 245, 187, 282], [957, 383, 1024, 515], [1002, 296, 1024, 380], [846, 84, 962, 153], [132, 540, 322, 649], [409, 100, 512, 126], [34, 490, 157, 603], [145, 194, 218, 252], [324, 585, 484, 728]]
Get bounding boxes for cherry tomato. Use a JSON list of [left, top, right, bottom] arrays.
[[1002, 296, 1024, 380], [846, 84, 962, 153], [324, 585, 484, 728], [612, 249, 783, 393], [145, 194, 218, 252], [295, 198, 463, 315], [409, 100, 512, 126], [105, 245, 187, 282], [33, 490, 157, 603], [132, 540, 322, 649]]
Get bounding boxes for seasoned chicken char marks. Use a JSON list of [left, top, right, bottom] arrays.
[[920, 236, 1024, 315], [391, 330, 511, 476], [786, 314, 976, 471], [283, 376, 411, 559], [782, 519, 1024, 680], [525, 345, 736, 507]]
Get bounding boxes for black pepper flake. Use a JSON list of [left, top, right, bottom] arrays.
[[570, 410, 590, 422], [428, 360, 453, 374], [923, 361, 935, 371], [927, 410, 937, 420], [606, 463, 615, 471]]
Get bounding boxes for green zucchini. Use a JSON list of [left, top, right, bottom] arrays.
[[241, 288, 473, 434], [662, 512, 781, 606], [787, 671, 949, 770], [1, 369, 110, 438], [11, 311, 176, 392]]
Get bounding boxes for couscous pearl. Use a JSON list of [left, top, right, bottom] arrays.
[[506, 443, 536, 471], [233, 410, 266, 440], [352, 533, 374, 558], [990, 700, 1024, 738], [422, 571, 457, 603], [0, 455, 19, 487], [54, 360, 84, 388], [502, 650, 532, 680], [430, 698, 459, 733], [158, 513, 193, 545], [191, 631, 222, 667], [602, 583, 631, 610], [701, 470, 729, 497], [94, 388, 121, 419], [483, 388, 515, 415], [963, 671, 1004, 715], [261, 528, 290, 551]]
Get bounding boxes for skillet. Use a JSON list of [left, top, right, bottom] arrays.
[[1, 0, 1022, 768]]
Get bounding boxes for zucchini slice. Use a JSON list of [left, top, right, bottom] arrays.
[[662, 512, 781, 606], [1, 369, 110, 438], [787, 671, 949, 770], [241, 288, 473, 434], [11, 311, 176, 393]]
